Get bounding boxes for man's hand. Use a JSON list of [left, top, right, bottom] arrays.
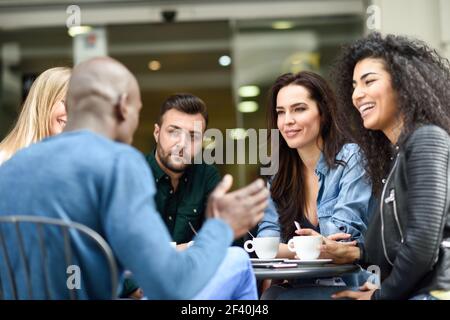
[[176, 241, 194, 251], [332, 281, 378, 300], [206, 174, 269, 238], [295, 228, 359, 264]]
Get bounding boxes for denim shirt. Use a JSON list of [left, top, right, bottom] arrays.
[[257, 143, 376, 244]]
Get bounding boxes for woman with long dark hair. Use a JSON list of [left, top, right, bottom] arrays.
[[307, 32, 450, 300], [258, 71, 375, 252], [256, 71, 376, 299]]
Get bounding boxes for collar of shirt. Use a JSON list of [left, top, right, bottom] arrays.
[[315, 151, 329, 177], [146, 150, 193, 184]]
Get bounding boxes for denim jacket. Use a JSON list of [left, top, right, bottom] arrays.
[[257, 143, 376, 244]]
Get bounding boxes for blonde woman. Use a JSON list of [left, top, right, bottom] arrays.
[[0, 67, 71, 165]]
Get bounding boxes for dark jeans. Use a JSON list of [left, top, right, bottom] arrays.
[[261, 269, 372, 300], [261, 282, 358, 300]]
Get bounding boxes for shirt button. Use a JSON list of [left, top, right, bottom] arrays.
[[156, 178, 159, 182], [193, 209, 197, 213], [382, 179, 387, 184], [184, 178, 188, 182], [165, 176, 169, 180], [168, 216, 173, 221], [169, 190, 173, 194]]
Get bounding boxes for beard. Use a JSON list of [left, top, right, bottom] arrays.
[[156, 144, 192, 173]]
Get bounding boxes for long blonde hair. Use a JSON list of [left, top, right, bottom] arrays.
[[0, 67, 71, 164]]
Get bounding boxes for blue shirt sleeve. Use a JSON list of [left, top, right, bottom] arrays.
[[319, 150, 375, 244], [99, 149, 233, 299], [257, 182, 281, 238]]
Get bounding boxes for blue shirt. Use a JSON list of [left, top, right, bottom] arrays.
[[257, 143, 376, 244], [0, 130, 233, 299]]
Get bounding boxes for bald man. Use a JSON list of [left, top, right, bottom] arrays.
[[0, 57, 268, 299]]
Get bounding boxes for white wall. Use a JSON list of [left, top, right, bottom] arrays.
[[369, 0, 450, 61], [439, 0, 450, 61]]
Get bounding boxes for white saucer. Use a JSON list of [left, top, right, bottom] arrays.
[[283, 259, 333, 265], [250, 258, 285, 263]]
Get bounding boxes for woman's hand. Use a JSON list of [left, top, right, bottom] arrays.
[[295, 229, 360, 264], [331, 281, 378, 300], [294, 228, 353, 242], [294, 228, 321, 237], [319, 237, 360, 264]]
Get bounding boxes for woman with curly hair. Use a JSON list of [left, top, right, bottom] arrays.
[[299, 32, 450, 300]]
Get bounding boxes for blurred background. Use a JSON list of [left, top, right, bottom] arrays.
[[1, 0, 449, 185]]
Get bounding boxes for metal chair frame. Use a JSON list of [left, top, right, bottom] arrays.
[[0, 215, 118, 300]]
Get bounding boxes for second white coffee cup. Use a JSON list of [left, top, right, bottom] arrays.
[[287, 235, 323, 260]]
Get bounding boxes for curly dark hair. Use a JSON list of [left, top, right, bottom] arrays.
[[331, 32, 450, 195]]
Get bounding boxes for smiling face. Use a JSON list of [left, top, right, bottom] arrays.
[[352, 58, 402, 142], [49, 100, 67, 136], [154, 109, 205, 173], [276, 84, 321, 151]]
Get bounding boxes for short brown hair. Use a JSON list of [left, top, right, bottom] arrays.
[[158, 93, 208, 126]]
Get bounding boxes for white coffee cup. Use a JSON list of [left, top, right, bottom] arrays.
[[244, 237, 280, 259], [287, 235, 323, 260]]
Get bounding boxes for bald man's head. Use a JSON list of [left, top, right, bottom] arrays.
[[66, 57, 142, 144]]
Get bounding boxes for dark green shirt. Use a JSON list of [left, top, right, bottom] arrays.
[[146, 152, 221, 244]]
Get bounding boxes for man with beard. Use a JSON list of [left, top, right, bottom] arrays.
[[0, 58, 268, 299], [148, 94, 221, 248], [121, 93, 242, 299]]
